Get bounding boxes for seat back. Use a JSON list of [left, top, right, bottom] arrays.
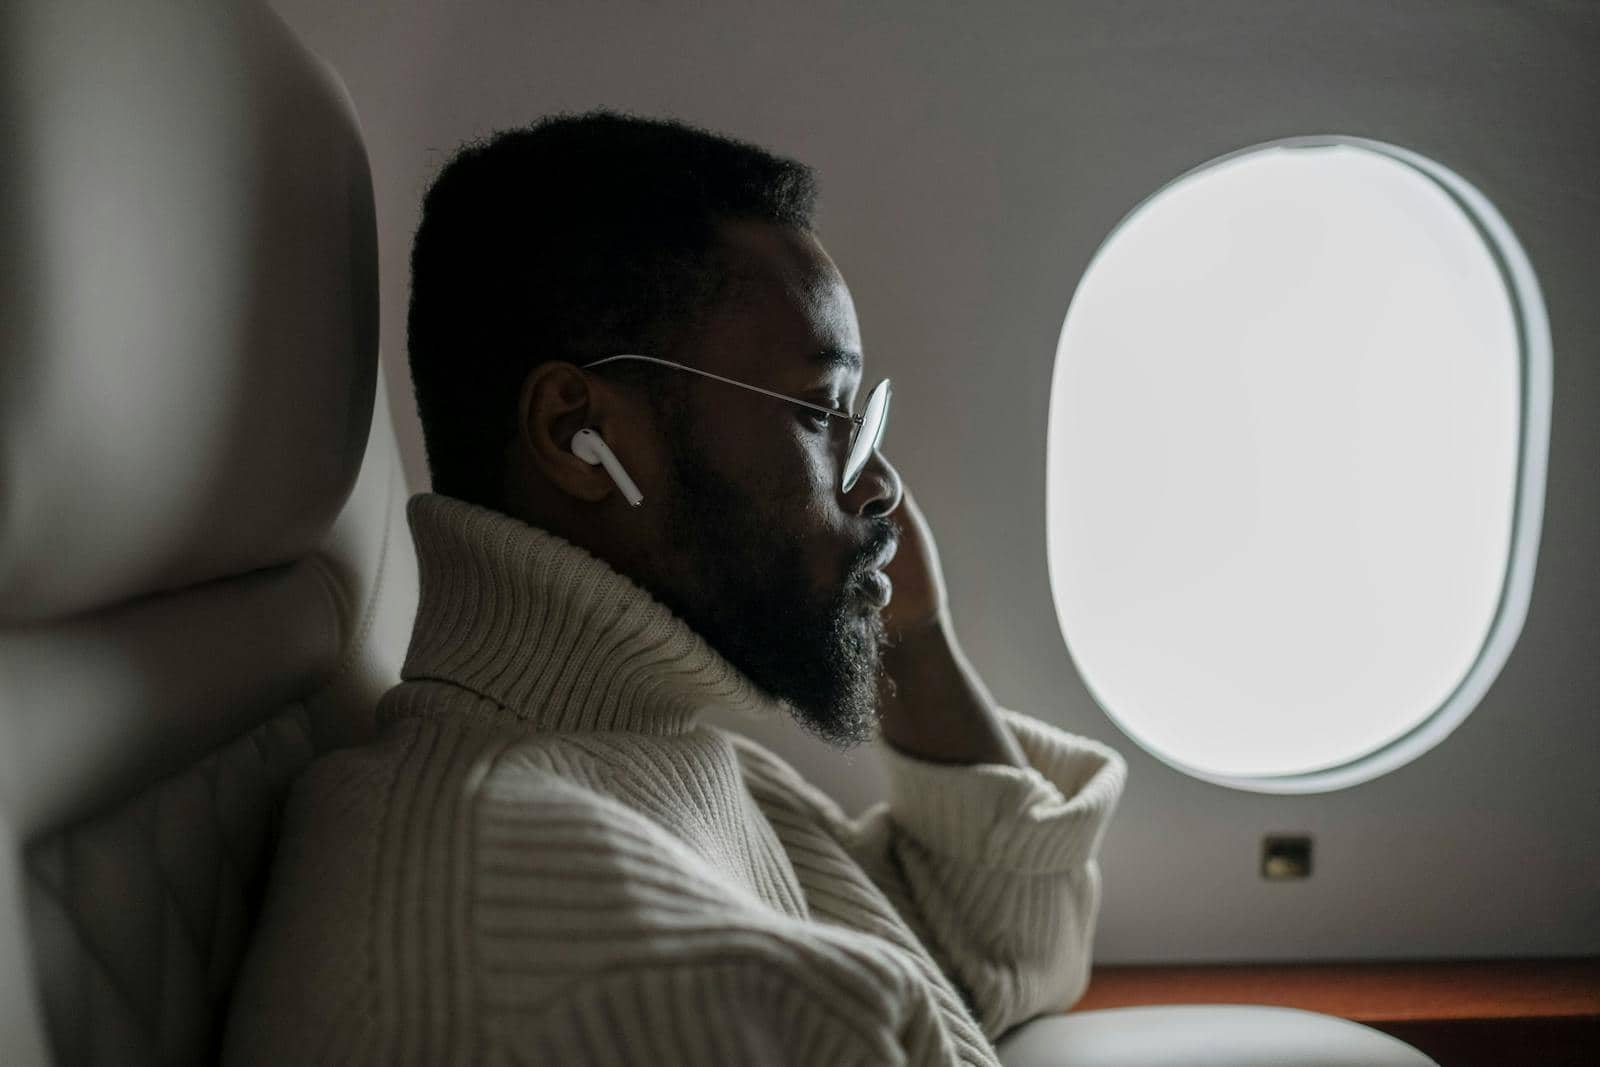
[[0, 2, 417, 1062]]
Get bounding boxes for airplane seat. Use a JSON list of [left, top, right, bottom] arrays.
[[0, 3, 1437, 1066], [993, 1005, 1438, 1067], [0, 2, 418, 1063]]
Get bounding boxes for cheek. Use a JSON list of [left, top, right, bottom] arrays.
[[703, 410, 836, 506], [756, 421, 835, 495], [800, 435, 837, 489]]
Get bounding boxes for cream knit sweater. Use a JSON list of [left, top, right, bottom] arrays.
[[223, 493, 1127, 1066]]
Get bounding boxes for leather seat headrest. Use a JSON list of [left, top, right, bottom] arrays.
[[0, 0, 379, 622]]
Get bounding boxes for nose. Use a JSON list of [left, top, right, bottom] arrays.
[[847, 447, 901, 519]]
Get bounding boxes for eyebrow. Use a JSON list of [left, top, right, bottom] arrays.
[[812, 347, 862, 372]]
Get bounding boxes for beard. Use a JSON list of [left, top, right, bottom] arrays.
[[651, 417, 891, 749]]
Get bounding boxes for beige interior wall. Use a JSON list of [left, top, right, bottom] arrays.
[[269, 0, 1600, 964]]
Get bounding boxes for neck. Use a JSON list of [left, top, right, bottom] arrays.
[[386, 492, 785, 737]]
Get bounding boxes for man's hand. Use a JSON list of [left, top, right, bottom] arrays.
[[874, 481, 1028, 768], [879, 486, 951, 642]]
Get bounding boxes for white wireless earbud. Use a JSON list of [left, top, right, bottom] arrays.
[[570, 428, 644, 508]]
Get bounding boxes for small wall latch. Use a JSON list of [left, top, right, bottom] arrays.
[[1262, 834, 1313, 879]]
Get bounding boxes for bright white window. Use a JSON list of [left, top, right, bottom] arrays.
[[1046, 136, 1550, 793]]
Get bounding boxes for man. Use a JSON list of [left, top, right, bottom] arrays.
[[225, 109, 1126, 1065]]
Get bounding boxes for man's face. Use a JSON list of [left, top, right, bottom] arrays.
[[644, 220, 903, 748]]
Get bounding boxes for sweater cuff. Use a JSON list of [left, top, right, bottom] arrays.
[[880, 707, 1127, 873]]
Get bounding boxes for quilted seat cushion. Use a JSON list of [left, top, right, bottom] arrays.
[[25, 709, 314, 1066]]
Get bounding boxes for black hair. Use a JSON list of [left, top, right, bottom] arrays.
[[406, 108, 819, 508]]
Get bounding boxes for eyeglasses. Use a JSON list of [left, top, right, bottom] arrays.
[[581, 354, 892, 493]]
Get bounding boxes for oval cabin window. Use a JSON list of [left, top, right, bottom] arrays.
[[1046, 136, 1550, 793]]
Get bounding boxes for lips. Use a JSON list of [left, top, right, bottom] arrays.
[[851, 532, 897, 608], [857, 570, 892, 608], [870, 539, 899, 572]]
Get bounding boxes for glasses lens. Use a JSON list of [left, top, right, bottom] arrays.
[[842, 379, 891, 492]]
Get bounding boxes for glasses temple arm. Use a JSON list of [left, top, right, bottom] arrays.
[[584, 353, 860, 422]]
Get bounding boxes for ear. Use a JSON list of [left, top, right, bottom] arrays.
[[512, 361, 613, 504]]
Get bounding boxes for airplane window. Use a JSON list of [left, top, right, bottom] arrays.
[[1046, 136, 1550, 794]]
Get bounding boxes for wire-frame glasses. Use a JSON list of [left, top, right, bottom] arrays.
[[581, 354, 891, 492]]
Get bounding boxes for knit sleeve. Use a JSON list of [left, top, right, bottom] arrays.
[[494, 949, 942, 1066], [838, 708, 1128, 1040], [471, 767, 975, 1066]]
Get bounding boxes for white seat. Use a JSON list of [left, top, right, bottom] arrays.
[[0, 2, 416, 1063], [996, 1005, 1437, 1066]]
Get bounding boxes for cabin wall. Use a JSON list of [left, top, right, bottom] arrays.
[[271, 0, 1600, 963]]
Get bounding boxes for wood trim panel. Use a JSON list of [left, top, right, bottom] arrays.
[[1074, 958, 1600, 1066], [1076, 957, 1600, 1022]]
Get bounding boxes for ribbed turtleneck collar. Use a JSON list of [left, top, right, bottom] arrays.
[[387, 492, 785, 737]]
